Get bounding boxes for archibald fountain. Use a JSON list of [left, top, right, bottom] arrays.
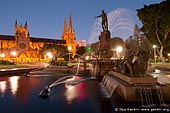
[[91, 9, 170, 107]]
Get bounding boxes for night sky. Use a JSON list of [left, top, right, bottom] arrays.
[[0, 0, 163, 43]]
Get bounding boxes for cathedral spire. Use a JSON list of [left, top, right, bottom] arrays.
[[63, 18, 67, 33], [62, 18, 67, 41], [25, 21, 28, 29], [15, 20, 17, 27], [28, 31, 30, 37], [68, 14, 73, 33]]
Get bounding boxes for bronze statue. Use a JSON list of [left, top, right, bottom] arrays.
[[95, 10, 108, 31], [123, 47, 150, 77], [124, 44, 134, 76], [133, 49, 150, 76]]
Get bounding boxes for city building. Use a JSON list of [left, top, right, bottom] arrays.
[[62, 15, 77, 58], [77, 40, 86, 47], [0, 20, 66, 63]]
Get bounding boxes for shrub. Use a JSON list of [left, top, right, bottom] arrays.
[[0, 60, 15, 65]]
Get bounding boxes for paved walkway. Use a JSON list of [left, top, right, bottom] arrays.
[[0, 67, 43, 75], [148, 65, 170, 85]]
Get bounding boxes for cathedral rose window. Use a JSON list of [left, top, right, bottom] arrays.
[[19, 43, 26, 49]]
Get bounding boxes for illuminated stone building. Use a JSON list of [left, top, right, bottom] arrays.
[[0, 20, 65, 63], [62, 15, 77, 58]]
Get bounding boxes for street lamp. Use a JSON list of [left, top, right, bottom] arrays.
[[0, 53, 5, 61], [168, 53, 170, 62], [116, 46, 123, 58], [11, 51, 17, 56], [153, 45, 157, 63], [85, 56, 89, 60], [68, 46, 72, 62], [11, 51, 17, 63], [46, 52, 53, 59], [85, 56, 90, 69]]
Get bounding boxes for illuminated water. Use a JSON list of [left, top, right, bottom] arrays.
[[0, 74, 115, 113], [89, 8, 138, 43], [1, 69, 170, 113]]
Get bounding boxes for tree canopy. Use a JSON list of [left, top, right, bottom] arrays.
[[137, 0, 170, 62], [40, 44, 67, 59]]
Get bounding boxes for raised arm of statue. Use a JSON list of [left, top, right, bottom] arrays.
[[94, 15, 101, 18]]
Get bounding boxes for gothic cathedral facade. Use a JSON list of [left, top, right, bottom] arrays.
[[0, 20, 66, 63], [0, 15, 77, 63], [62, 15, 77, 58]]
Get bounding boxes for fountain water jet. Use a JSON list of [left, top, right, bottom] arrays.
[[99, 75, 119, 98], [138, 86, 169, 108], [39, 75, 97, 99], [75, 58, 81, 75], [155, 86, 169, 108], [89, 8, 137, 43]]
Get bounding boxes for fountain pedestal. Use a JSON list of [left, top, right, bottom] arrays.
[[109, 71, 170, 102], [90, 30, 113, 78], [91, 60, 115, 78], [99, 30, 111, 51], [98, 30, 112, 59]]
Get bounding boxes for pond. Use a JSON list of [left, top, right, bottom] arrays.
[[0, 74, 114, 113], [1, 70, 169, 113]]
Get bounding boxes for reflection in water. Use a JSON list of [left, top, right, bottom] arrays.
[[65, 76, 80, 104], [65, 84, 78, 104], [149, 69, 170, 84], [149, 69, 161, 78], [9, 76, 20, 96], [64, 76, 88, 104], [0, 81, 6, 97], [167, 75, 170, 78]]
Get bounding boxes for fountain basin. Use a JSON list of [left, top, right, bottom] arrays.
[[108, 71, 170, 102], [109, 71, 157, 85]]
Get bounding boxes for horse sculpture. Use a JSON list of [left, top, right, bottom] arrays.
[[131, 49, 150, 77], [121, 49, 150, 77]]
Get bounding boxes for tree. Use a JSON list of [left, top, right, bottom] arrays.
[[137, 0, 170, 62], [131, 24, 152, 52], [90, 42, 100, 60], [40, 44, 67, 59], [76, 46, 86, 56]]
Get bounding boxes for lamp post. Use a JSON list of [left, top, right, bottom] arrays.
[[11, 51, 17, 63], [68, 46, 72, 62], [46, 52, 53, 59], [44, 55, 46, 66], [85, 56, 90, 69], [153, 45, 157, 63], [168, 53, 170, 62], [116, 46, 123, 58], [0, 53, 5, 61]]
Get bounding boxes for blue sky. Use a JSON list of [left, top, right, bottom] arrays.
[[0, 0, 163, 43]]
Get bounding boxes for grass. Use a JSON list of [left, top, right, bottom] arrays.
[[0, 64, 31, 69], [0, 61, 170, 69], [150, 62, 170, 67]]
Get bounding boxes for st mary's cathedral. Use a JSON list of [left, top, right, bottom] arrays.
[[0, 15, 76, 63], [62, 15, 77, 58]]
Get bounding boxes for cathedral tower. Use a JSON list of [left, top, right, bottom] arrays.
[[14, 20, 30, 50], [62, 14, 77, 58], [15, 20, 29, 38]]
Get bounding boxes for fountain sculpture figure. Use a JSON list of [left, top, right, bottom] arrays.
[[95, 10, 111, 59], [123, 44, 150, 77], [114, 31, 151, 77], [89, 10, 170, 108]]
